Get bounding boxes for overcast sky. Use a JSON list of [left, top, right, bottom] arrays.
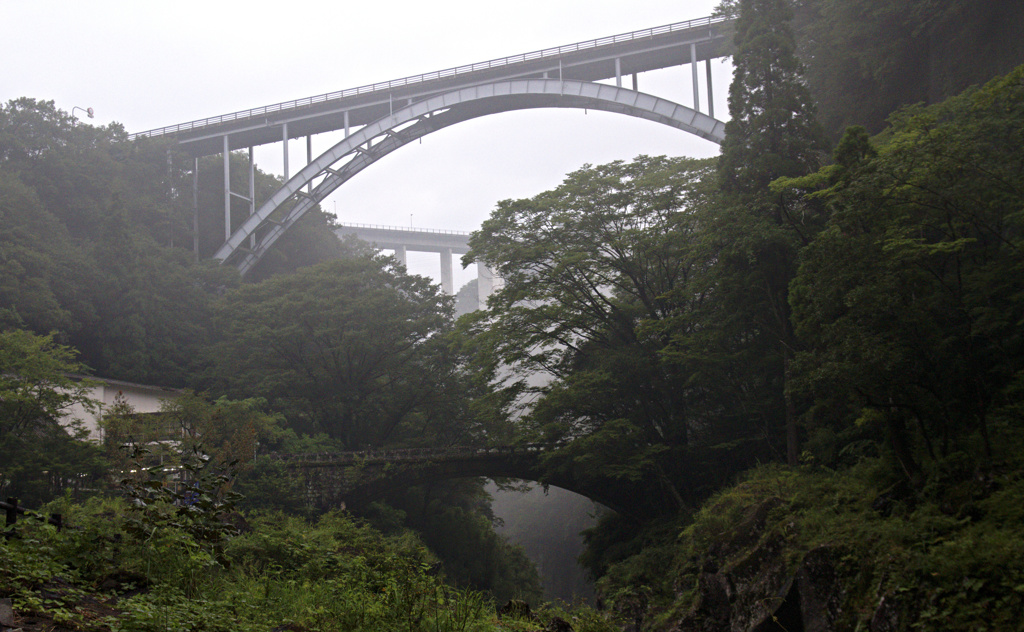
[[2, 1, 731, 288]]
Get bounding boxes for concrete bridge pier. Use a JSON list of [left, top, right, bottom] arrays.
[[335, 224, 500, 306], [440, 247, 454, 294], [478, 261, 496, 307]]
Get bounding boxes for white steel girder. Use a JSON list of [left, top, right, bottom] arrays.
[[215, 79, 725, 276]]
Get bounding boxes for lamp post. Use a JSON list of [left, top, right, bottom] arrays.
[[71, 106, 94, 125]]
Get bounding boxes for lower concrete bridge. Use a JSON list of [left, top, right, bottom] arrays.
[[264, 444, 662, 519]]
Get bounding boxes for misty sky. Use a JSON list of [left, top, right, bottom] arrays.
[[2, 1, 731, 288]]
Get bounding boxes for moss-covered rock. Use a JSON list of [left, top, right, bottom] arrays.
[[599, 455, 1024, 632]]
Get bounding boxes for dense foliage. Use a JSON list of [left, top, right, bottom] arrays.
[[784, 64, 1024, 482], [0, 496, 610, 632], [0, 330, 107, 504], [461, 4, 1024, 624], [0, 97, 344, 387], [574, 36, 1024, 632], [0, 96, 544, 601], [210, 247, 465, 449], [598, 449, 1024, 631]]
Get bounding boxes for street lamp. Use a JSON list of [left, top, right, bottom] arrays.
[[71, 106, 94, 124]]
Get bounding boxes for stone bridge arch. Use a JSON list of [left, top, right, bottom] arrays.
[[270, 445, 657, 519], [214, 79, 726, 276]]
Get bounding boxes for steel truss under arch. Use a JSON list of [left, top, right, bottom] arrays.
[[215, 79, 726, 276]]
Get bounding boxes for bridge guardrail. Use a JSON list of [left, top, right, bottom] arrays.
[[128, 15, 729, 141], [337, 223, 470, 236], [265, 444, 550, 466]]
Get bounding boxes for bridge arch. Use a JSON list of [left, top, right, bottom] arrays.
[[214, 79, 726, 276], [278, 446, 665, 519], [333, 459, 632, 517]]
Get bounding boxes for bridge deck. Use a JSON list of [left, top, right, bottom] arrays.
[[266, 444, 548, 467], [335, 224, 471, 254], [130, 15, 732, 157]]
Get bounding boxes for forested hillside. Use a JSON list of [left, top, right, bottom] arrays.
[[0, 98, 344, 387], [582, 60, 1024, 632], [0, 97, 542, 605], [461, 0, 1024, 627]]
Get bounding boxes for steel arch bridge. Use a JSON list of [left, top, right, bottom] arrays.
[[131, 14, 733, 277], [218, 80, 725, 275]]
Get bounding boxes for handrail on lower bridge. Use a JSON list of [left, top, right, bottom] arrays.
[[264, 444, 550, 465]]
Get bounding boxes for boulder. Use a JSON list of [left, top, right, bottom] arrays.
[[796, 545, 846, 632], [0, 598, 13, 628], [546, 615, 574, 632], [497, 599, 533, 620]]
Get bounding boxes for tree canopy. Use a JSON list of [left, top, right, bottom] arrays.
[[0, 329, 106, 503], [786, 65, 1024, 477], [210, 245, 468, 450], [464, 155, 742, 510], [714, 0, 828, 465]]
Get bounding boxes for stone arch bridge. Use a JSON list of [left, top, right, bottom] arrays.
[[266, 444, 660, 519]]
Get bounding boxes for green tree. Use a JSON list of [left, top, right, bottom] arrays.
[[0, 330, 95, 440], [84, 199, 227, 387], [787, 66, 1024, 480], [464, 156, 722, 511], [211, 245, 462, 450], [0, 170, 99, 335], [0, 330, 107, 503], [714, 0, 828, 465]]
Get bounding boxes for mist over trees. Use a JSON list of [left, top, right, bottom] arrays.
[[791, 0, 1024, 139]]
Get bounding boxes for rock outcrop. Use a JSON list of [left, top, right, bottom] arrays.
[[662, 499, 881, 632]]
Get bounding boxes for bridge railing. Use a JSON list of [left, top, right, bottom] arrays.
[[337, 223, 470, 236], [265, 444, 550, 466], [128, 15, 729, 141]]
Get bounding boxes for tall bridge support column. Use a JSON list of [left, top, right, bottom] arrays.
[[706, 58, 715, 119], [440, 248, 454, 294], [248, 147, 256, 249], [690, 43, 701, 113], [282, 123, 290, 180], [306, 136, 313, 194], [192, 158, 199, 263], [223, 135, 231, 241], [394, 244, 408, 267], [478, 262, 497, 307]]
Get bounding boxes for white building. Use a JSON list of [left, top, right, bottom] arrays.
[[62, 375, 185, 442]]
